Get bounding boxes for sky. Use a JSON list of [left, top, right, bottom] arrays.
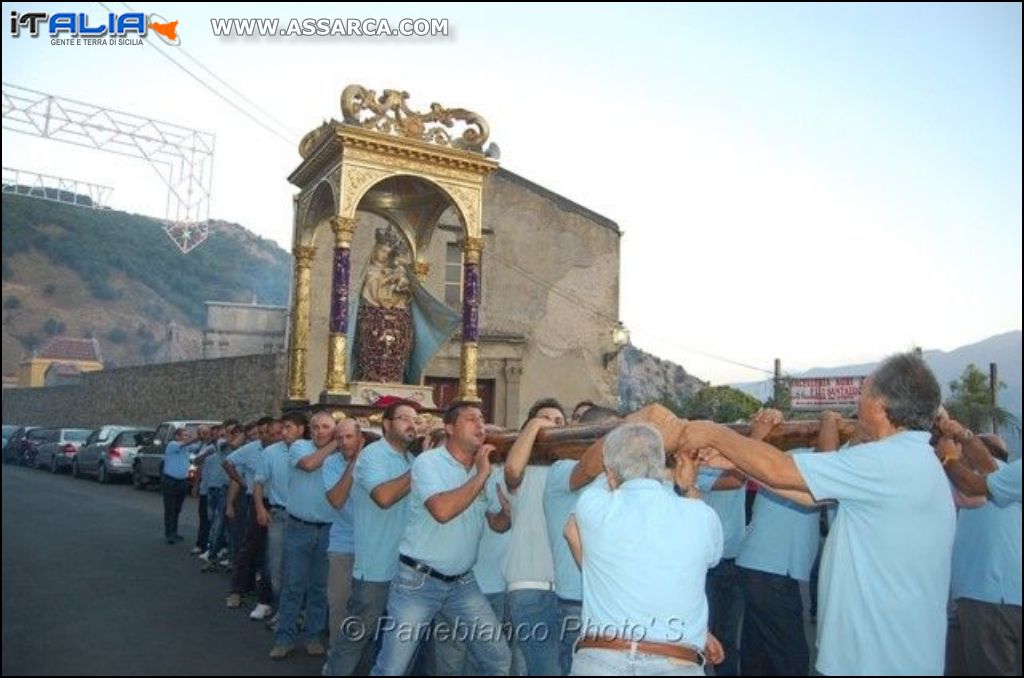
[[2, 2, 1021, 385]]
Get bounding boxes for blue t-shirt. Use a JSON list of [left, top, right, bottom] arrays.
[[576, 478, 722, 647], [322, 454, 356, 554], [286, 440, 335, 524], [702, 480, 746, 560], [163, 440, 196, 479], [226, 440, 263, 495], [987, 458, 1023, 507], [253, 441, 290, 508], [199, 444, 229, 493], [543, 460, 584, 600], [794, 431, 955, 675], [352, 439, 412, 582], [473, 469, 510, 595], [736, 448, 820, 581], [951, 459, 1022, 605], [400, 447, 501, 577]]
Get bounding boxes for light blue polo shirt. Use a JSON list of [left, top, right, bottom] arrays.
[[286, 440, 336, 524], [794, 431, 955, 676], [253, 441, 290, 508], [199, 445, 229, 492], [736, 448, 820, 581], [473, 468, 510, 595], [352, 439, 413, 582], [987, 458, 1022, 507], [544, 460, 584, 600], [575, 478, 722, 647], [701, 469, 746, 559], [400, 446, 501, 577], [227, 440, 263, 495], [322, 454, 356, 555], [952, 458, 1022, 605], [163, 440, 195, 480], [505, 465, 555, 584]]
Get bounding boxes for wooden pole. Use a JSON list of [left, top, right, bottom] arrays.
[[484, 418, 858, 464]]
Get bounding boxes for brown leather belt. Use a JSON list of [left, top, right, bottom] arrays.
[[576, 636, 704, 665]]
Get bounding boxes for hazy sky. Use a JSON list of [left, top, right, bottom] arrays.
[[3, 2, 1021, 384]]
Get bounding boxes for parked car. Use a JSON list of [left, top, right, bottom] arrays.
[[4, 426, 40, 465], [133, 420, 219, 489], [74, 426, 154, 483], [33, 428, 93, 473], [2, 424, 18, 454]]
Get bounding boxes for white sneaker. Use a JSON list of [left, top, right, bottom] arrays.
[[218, 557, 231, 567], [250, 603, 274, 621], [189, 546, 202, 555], [198, 550, 211, 562]]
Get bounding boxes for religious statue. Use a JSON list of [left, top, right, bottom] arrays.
[[354, 226, 415, 382]]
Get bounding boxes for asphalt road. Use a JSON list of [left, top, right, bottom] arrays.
[[2, 464, 326, 676]]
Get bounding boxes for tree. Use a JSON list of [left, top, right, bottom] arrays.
[[675, 385, 762, 423], [42, 317, 66, 336], [945, 363, 1018, 433]]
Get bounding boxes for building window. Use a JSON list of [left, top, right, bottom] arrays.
[[445, 242, 462, 309]]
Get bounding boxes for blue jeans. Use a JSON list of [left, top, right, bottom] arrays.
[[434, 593, 518, 675], [324, 578, 390, 676], [706, 558, 743, 676], [275, 517, 330, 647], [507, 588, 561, 676], [371, 563, 511, 676], [206, 486, 229, 557], [570, 648, 704, 676], [738, 566, 808, 676], [557, 598, 583, 675]]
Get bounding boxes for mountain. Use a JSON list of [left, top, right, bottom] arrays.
[[733, 331, 1023, 452], [1, 193, 292, 375]]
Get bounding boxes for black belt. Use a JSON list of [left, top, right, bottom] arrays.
[[288, 514, 330, 528], [399, 554, 466, 583]]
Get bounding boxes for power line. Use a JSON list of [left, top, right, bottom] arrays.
[[120, 2, 301, 140], [97, 2, 294, 147]]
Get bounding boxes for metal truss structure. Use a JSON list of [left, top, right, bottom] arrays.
[[2, 82, 215, 253], [2, 166, 113, 209]]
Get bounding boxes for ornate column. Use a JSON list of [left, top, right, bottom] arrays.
[[323, 217, 355, 397], [286, 244, 317, 403], [457, 236, 484, 402]]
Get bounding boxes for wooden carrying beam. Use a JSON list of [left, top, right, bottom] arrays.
[[484, 419, 858, 465]]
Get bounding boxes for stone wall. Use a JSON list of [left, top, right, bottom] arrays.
[[1, 353, 287, 428]]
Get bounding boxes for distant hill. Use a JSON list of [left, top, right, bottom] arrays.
[[1, 194, 292, 375], [733, 331, 1023, 452]]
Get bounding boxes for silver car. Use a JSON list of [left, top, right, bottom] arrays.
[[74, 426, 154, 483], [33, 428, 93, 473]]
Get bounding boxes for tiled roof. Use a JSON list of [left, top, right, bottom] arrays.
[[36, 337, 102, 363]]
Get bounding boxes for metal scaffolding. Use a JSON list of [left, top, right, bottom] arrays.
[[2, 166, 113, 208], [2, 82, 215, 253]]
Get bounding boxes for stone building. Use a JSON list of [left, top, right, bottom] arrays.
[[202, 301, 288, 359]]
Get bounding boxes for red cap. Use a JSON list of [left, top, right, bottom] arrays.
[[373, 395, 420, 411]]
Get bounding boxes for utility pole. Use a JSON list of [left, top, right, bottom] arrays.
[[990, 362, 999, 434]]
